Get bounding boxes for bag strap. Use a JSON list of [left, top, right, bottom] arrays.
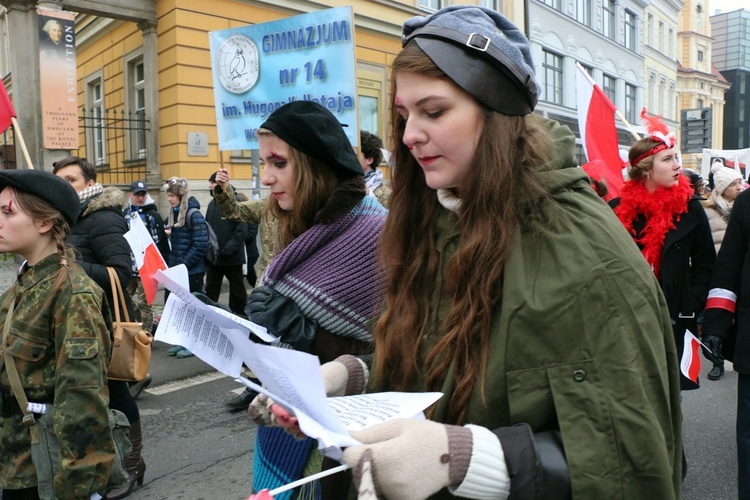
[[106, 267, 131, 323], [2, 291, 40, 443]]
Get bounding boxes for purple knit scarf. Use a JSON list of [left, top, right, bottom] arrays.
[[260, 195, 387, 342]]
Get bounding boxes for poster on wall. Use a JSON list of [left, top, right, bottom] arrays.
[[701, 148, 750, 181], [38, 7, 78, 150], [209, 6, 358, 150]]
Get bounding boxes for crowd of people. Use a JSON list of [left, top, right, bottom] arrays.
[[2, 4, 750, 500]]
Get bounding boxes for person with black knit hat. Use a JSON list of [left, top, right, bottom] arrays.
[[214, 99, 387, 498], [261, 6, 683, 499], [163, 176, 210, 359]]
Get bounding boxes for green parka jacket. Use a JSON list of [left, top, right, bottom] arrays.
[[372, 120, 682, 499]]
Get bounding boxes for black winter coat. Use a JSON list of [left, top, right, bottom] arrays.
[[611, 196, 715, 389], [703, 189, 750, 374], [206, 197, 248, 267], [69, 187, 135, 318]]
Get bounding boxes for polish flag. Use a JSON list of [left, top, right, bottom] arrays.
[[575, 63, 624, 199], [123, 214, 167, 305], [681, 330, 702, 384], [706, 288, 738, 313], [0, 80, 16, 134]]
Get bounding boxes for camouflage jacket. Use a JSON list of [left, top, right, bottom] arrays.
[[0, 250, 115, 497], [213, 185, 276, 278]]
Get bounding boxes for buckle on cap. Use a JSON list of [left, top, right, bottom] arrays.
[[466, 33, 490, 52]]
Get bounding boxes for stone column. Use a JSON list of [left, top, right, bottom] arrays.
[[2, 0, 43, 170], [138, 19, 160, 189]]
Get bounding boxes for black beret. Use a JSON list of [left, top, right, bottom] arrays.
[[260, 101, 363, 177], [0, 169, 80, 226], [402, 6, 539, 115]]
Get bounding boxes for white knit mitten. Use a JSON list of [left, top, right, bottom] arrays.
[[247, 393, 276, 426], [321, 354, 368, 397], [343, 419, 473, 500]]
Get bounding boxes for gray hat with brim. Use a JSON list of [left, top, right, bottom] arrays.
[[402, 6, 539, 115], [0, 169, 80, 226]]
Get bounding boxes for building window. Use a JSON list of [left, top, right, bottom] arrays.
[[624, 10, 636, 51], [625, 83, 637, 123], [698, 50, 704, 62], [418, 0, 443, 10], [647, 14, 654, 46], [603, 0, 616, 40], [479, 0, 500, 10], [126, 57, 147, 160], [359, 95, 379, 135], [86, 78, 106, 166], [659, 21, 664, 51], [542, 50, 564, 105], [576, 0, 592, 26], [603, 74, 616, 103], [697, 98, 703, 108], [668, 28, 674, 58]]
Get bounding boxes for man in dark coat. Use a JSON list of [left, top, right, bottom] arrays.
[[703, 187, 750, 500], [205, 173, 248, 316]]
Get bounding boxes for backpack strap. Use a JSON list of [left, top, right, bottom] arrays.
[[186, 207, 200, 230]]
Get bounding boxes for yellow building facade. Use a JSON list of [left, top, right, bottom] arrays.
[[675, 0, 730, 170]]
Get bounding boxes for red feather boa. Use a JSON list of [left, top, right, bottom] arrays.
[[614, 175, 692, 277]]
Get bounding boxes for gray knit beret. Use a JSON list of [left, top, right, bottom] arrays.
[[402, 6, 539, 115]]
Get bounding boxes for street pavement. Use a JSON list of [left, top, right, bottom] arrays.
[[0, 255, 744, 498]]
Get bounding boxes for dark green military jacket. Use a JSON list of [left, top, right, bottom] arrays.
[[370, 120, 682, 499], [0, 251, 115, 498]]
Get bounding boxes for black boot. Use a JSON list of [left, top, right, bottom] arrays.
[[129, 374, 152, 399], [226, 387, 258, 411], [708, 363, 725, 380], [106, 421, 146, 499]]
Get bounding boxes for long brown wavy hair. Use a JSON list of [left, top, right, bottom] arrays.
[[258, 128, 339, 250], [371, 42, 553, 424]]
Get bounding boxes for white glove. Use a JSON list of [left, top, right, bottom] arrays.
[[342, 419, 472, 500]]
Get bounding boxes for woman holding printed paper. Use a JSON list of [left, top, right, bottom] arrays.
[[259, 6, 684, 499], [215, 100, 388, 498]]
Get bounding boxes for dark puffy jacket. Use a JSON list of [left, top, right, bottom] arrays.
[[206, 197, 247, 267], [167, 196, 209, 275], [68, 186, 134, 318]]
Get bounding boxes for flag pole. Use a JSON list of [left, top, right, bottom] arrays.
[[575, 62, 641, 141], [10, 117, 34, 170]]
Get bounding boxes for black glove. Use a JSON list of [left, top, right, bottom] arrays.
[[494, 424, 571, 500], [193, 292, 233, 314], [245, 286, 317, 352], [702, 335, 724, 364]]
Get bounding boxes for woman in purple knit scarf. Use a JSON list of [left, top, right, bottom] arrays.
[[212, 100, 387, 499]]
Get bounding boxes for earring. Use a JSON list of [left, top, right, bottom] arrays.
[[645, 173, 651, 180]]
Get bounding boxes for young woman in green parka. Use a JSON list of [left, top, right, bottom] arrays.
[[255, 6, 683, 499]]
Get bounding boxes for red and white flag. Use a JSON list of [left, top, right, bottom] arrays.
[[0, 80, 16, 134], [681, 330, 702, 384], [575, 64, 624, 199], [123, 214, 168, 305]]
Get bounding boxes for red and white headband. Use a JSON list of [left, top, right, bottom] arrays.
[[631, 108, 676, 167]]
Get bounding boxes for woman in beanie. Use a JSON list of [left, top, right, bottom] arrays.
[[219, 100, 387, 498], [261, 6, 683, 499], [0, 170, 118, 499], [163, 176, 210, 358], [701, 163, 744, 380], [54, 157, 147, 499]]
